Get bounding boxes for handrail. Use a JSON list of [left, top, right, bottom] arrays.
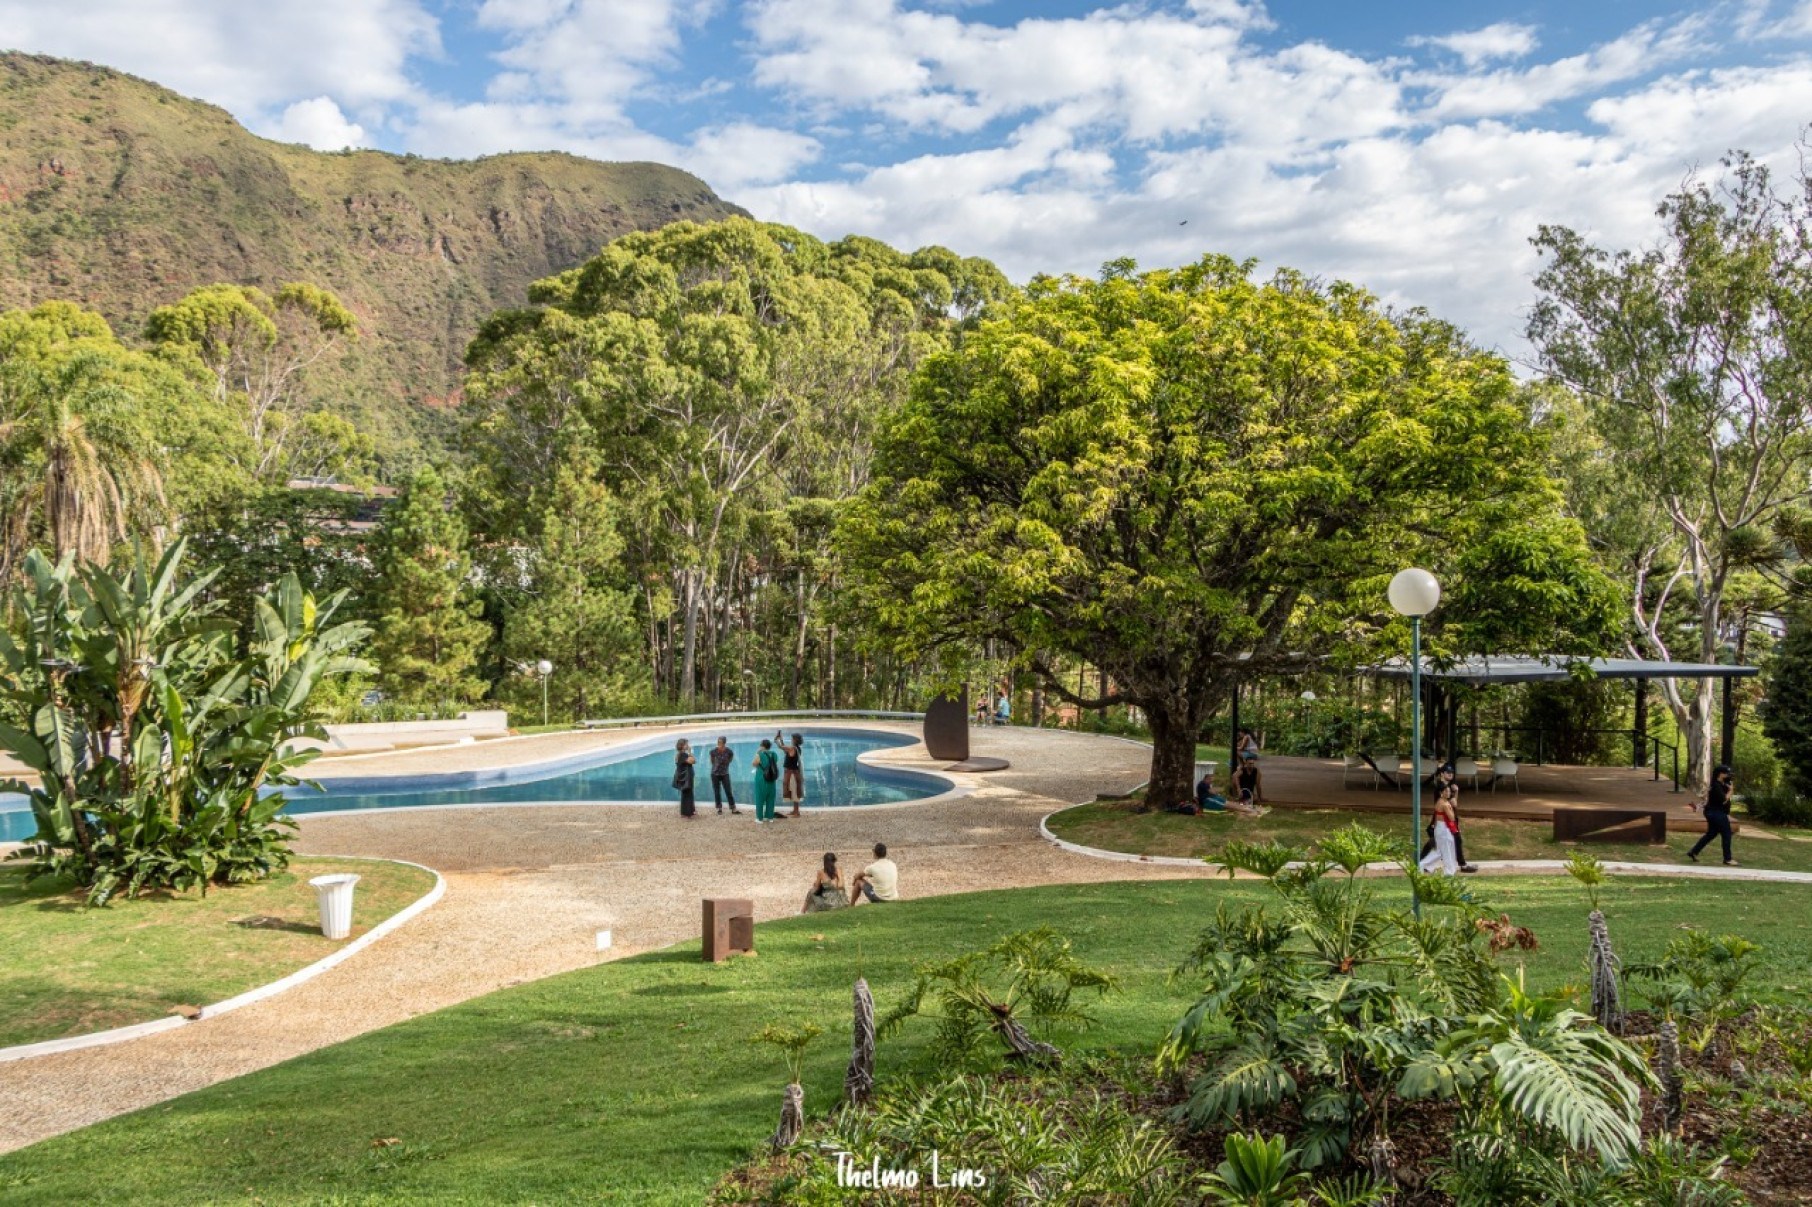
[[576, 709, 923, 731]]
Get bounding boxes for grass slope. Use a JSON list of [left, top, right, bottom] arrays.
[[0, 858, 436, 1048], [1049, 799, 1812, 872], [0, 53, 747, 459], [2, 876, 1808, 1204]]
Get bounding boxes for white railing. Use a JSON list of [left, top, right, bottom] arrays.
[[576, 709, 923, 730]]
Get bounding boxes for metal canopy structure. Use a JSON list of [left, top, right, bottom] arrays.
[[1369, 655, 1759, 688]]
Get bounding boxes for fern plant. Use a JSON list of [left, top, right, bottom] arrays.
[[878, 927, 1116, 1067], [1627, 930, 1763, 1022]]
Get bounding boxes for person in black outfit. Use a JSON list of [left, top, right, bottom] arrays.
[[708, 736, 739, 814], [1687, 764, 1737, 865], [674, 739, 697, 819]]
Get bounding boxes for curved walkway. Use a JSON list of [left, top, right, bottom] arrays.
[[0, 724, 1184, 1154]]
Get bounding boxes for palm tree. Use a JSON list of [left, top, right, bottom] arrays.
[[0, 352, 167, 573]]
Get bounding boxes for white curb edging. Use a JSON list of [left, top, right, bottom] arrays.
[[0, 855, 445, 1064], [1038, 809, 1812, 883]]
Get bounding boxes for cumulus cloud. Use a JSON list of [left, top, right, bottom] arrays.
[[273, 96, 367, 150]]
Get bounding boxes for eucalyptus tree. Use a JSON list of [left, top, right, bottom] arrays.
[[145, 281, 357, 478], [1529, 152, 1812, 787], [464, 218, 1009, 708], [842, 256, 1620, 806]]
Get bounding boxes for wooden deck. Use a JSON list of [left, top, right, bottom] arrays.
[[1234, 756, 1706, 833]]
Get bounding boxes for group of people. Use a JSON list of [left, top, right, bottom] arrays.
[[972, 693, 1012, 726], [1168, 728, 1267, 816], [801, 843, 900, 912], [671, 732, 807, 821], [1418, 763, 1481, 876]]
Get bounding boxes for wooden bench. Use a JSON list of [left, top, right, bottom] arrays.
[[1552, 806, 1669, 845]]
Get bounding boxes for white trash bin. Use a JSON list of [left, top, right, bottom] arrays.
[[309, 873, 361, 940]]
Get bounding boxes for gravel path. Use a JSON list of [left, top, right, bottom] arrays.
[[0, 725, 1200, 1154]]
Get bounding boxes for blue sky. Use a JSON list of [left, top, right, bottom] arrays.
[[3, 0, 1811, 351]]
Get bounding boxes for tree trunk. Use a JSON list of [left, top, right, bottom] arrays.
[[769, 1082, 804, 1150], [680, 567, 701, 710], [993, 1012, 1061, 1065], [844, 977, 875, 1106], [1145, 698, 1203, 811]]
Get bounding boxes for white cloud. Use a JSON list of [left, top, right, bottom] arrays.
[[273, 96, 367, 150], [1418, 16, 1707, 119], [1410, 21, 1539, 67], [0, 0, 438, 118]]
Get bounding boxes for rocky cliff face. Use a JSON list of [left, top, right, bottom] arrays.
[[0, 53, 747, 446]]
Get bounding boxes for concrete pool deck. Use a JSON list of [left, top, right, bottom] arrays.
[[0, 723, 1200, 1154]]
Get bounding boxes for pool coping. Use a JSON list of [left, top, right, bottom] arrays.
[[0, 855, 446, 1064]]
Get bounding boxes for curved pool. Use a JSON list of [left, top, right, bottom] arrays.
[[0, 727, 950, 840]]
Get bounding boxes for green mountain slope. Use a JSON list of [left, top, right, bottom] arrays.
[[0, 53, 747, 460]]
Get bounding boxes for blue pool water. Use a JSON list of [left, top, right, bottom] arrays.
[[0, 728, 946, 840]]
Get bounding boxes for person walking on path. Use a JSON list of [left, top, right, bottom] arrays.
[[708, 736, 740, 814], [1687, 764, 1739, 866], [673, 739, 697, 820], [778, 731, 805, 817], [1419, 767, 1478, 873], [751, 738, 780, 823]]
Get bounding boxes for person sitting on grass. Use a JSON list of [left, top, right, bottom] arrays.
[[802, 852, 848, 913], [850, 842, 899, 905], [1195, 767, 1227, 813]]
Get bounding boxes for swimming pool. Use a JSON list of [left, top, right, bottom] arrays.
[[0, 727, 950, 840]]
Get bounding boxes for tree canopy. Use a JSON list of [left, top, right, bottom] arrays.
[[841, 256, 1620, 803]]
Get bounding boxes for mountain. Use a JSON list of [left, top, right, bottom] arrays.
[[0, 53, 747, 461]]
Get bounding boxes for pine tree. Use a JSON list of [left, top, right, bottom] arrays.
[[499, 462, 645, 722], [1763, 606, 1812, 796], [369, 466, 489, 707]]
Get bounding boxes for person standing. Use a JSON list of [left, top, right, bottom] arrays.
[[778, 731, 805, 818], [708, 736, 739, 815], [1687, 764, 1739, 866], [751, 738, 780, 823], [1419, 790, 1460, 875], [673, 739, 697, 820]]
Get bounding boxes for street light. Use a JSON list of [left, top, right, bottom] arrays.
[[1389, 568, 1441, 916], [536, 660, 553, 727]]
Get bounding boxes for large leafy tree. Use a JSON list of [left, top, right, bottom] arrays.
[[145, 282, 357, 479], [463, 218, 1010, 708], [369, 466, 488, 707], [0, 302, 246, 575], [842, 256, 1619, 805], [1528, 152, 1812, 788]]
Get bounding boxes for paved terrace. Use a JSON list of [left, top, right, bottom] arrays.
[[0, 724, 1192, 1153]]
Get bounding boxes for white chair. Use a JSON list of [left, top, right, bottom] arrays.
[[1417, 756, 1439, 782], [1342, 754, 1368, 789], [1491, 758, 1520, 793], [1453, 756, 1480, 791]]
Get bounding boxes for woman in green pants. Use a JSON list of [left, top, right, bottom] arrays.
[[751, 738, 780, 823]]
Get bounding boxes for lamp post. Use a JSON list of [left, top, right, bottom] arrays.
[[536, 660, 553, 727], [1388, 568, 1441, 916]]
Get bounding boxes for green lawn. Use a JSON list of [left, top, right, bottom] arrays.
[[0, 858, 437, 1048], [1048, 799, 1812, 872], [3, 875, 1810, 1205]]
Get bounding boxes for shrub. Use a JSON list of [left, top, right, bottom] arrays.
[[1738, 783, 1812, 827]]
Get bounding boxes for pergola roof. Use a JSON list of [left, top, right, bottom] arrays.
[[1370, 655, 1760, 687]]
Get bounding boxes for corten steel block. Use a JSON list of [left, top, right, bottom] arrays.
[[923, 690, 970, 762], [703, 897, 755, 962], [1552, 807, 1669, 845]]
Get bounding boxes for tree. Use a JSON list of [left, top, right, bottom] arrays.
[[0, 302, 246, 575], [463, 218, 1010, 708], [0, 541, 370, 903], [369, 466, 488, 707], [145, 282, 357, 478], [842, 256, 1620, 806], [496, 460, 646, 721], [1762, 606, 1812, 796], [1528, 151, 1812, 788]]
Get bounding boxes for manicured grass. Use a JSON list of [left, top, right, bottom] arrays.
[[3, 875, 1810, 1204], [1048, 799, 1812, 872], [0, 858, 437, 1049]]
